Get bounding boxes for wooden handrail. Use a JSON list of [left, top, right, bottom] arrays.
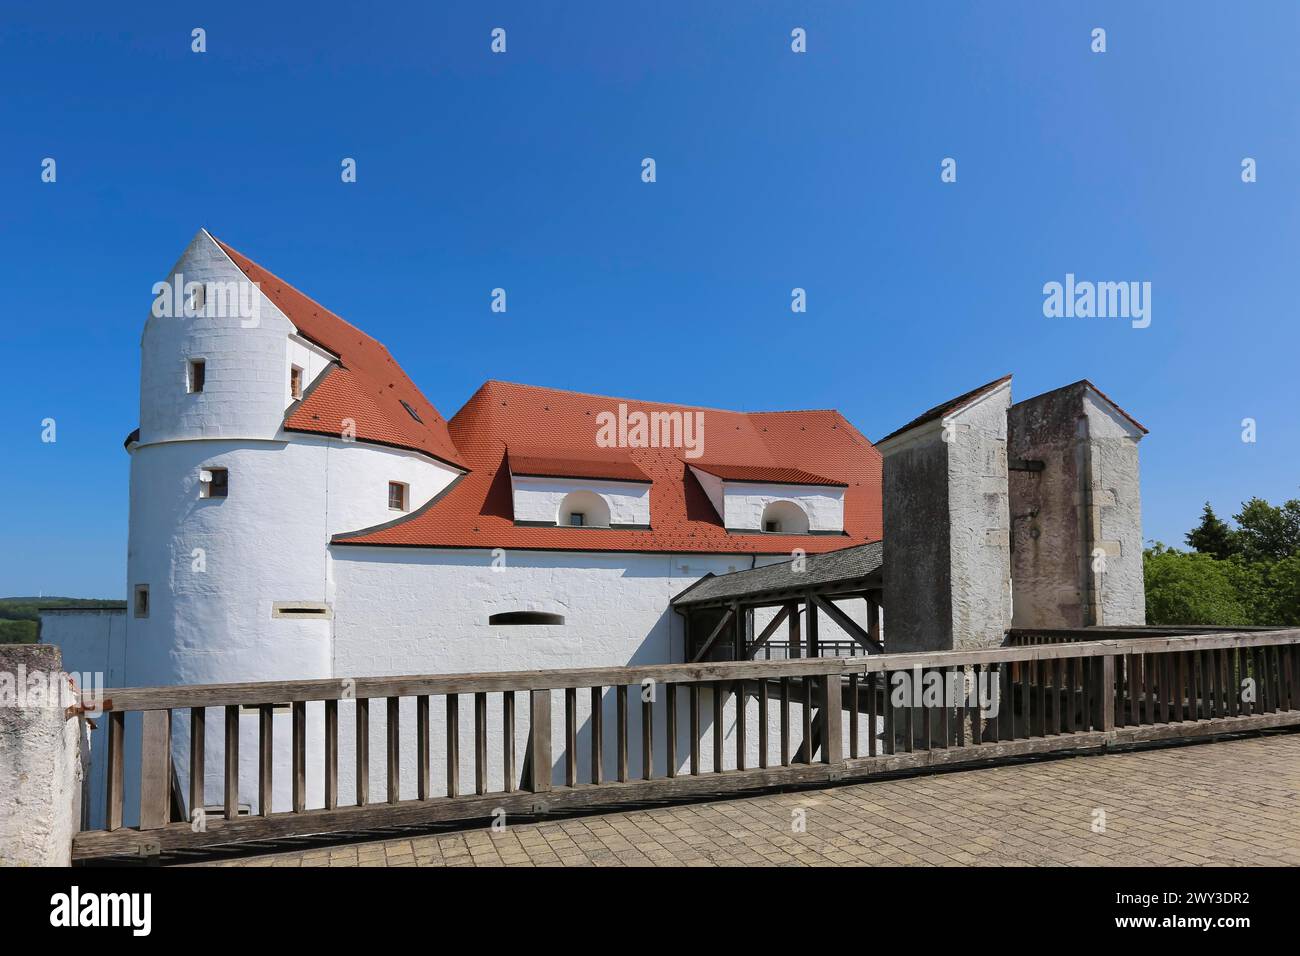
[[99, 629, 1300, 712]]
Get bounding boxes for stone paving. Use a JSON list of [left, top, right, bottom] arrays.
[[201, 732, 1300, 867]]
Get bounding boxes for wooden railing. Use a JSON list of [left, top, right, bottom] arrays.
[[73, 628, 1300, 860]]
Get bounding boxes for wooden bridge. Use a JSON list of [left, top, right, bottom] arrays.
[[73, 625, 1300, 862]]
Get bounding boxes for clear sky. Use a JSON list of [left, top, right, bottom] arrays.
[[1, 2, 1297, 597]]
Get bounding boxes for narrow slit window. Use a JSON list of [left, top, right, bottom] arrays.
[[188, 359, 206, 393], [133, 584, 149, 619], [290, 365, 303, 400], [388, 481, 408, 511], [272, 602, 333, 620], [489, 611, 565, 626], [200, 467, 229, 499]]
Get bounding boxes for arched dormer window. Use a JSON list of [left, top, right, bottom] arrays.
[[761, 500, 809, 534], [558, 489, 611, 528]]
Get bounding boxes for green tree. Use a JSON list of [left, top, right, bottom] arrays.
[[1143, 544, 1255, 627], [1233, 496, 1300, 562], [1185, 502, 1239, 559]]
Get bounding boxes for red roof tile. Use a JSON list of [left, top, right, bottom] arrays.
[[689, 462, 845, 487], [336, 381, 882, 554], [508, 446, 651, 483], [214, 237, 466, 470]]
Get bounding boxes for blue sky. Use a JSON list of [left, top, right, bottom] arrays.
[[1, 2, 1297, 597]]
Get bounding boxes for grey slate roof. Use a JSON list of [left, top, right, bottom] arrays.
[[672, 540, 883, 607]]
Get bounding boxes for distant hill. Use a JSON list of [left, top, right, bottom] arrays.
[[0, 597, 126, 644]]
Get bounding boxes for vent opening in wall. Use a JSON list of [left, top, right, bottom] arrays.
[[187, 359, 205, 393], [200, 467, 228, 499], [272, 602, 334, 620], [489, 611, 565, 626], [133, 584, 149, 619]]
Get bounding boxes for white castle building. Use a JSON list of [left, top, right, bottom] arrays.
[[44, 230, 886, 821], [43, 231, 1147, 825]]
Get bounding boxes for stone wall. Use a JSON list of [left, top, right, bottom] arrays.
[[0, 644, 89, 866]]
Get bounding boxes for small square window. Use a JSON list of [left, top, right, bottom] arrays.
[[569, 512, 585, 527], [388, 481, 408, 511], [134, 584, 150, 619], [765, 520, 780, 533], [188, 359, 206, 393], [290, 365, 303, 400], [200, 467, 229, 499]]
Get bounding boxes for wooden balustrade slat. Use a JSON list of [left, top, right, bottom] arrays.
[[257, 705, 272, 817], [867, 670, 879, 755], [712, 681, 725, 772], [416, 696, 429, 800], [446, 694, 459, 797], [324, 699, 338, 810], [565, 688, 577, 788], [526, 689, 551, 793], [779, 677, 791, 766], [666, 684, 678, 778], [356, 698, 369, 806], [504, 691, 516, 793], [224, 705, 239, 820], [801, 678, 814, 763], [140, 709, 171, 831], [293, 700, 307, 813], [643, 690, 654, 781], [821, 675, 842, 764], [189, 707, 205, 821], [385, 697, 399, 804], [689, 684, 701, 775], [474, 692, 487, 796], [589, 687, 601, 785], [848, 673, 860, 758], [734, 681, 746, 772], [617, 684, 629, 783], [106, 711, 125, 831]]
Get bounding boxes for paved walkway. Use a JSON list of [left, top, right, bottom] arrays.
[[202, 732, 1300, 867]]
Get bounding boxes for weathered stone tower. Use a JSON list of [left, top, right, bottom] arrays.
[[876, 375, 1013, 653], [1007, 381, 1147, 628], [878, 376, 1147, 652]]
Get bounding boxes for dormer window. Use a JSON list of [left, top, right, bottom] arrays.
[[388, 481, 409, 512], [290, 365, 303, 400], [188, 359, 206, 393], [557, 490, 610, 528], [760, 501, 809, 534]]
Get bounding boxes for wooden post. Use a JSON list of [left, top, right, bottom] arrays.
[[527, 689, 552, 793], [806, 595, 820, 657], [1101, 655, 1116, 732], [356, 698, 370, 806], [386, 697, 399, 804], [292, 700, 306, 812], [866, 593, 881, 647], [139, 709, 171, 830], [821, 674, 842, 764], [788, 603, 802, 659], [257, 704, 273, 817], [106, 711, 125, 831]]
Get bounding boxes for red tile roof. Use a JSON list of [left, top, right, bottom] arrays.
[[214, 237, 466, 470], [508, 446, 651, 483], [689, 462, 845, 487], [336, 381, 882, 554]]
